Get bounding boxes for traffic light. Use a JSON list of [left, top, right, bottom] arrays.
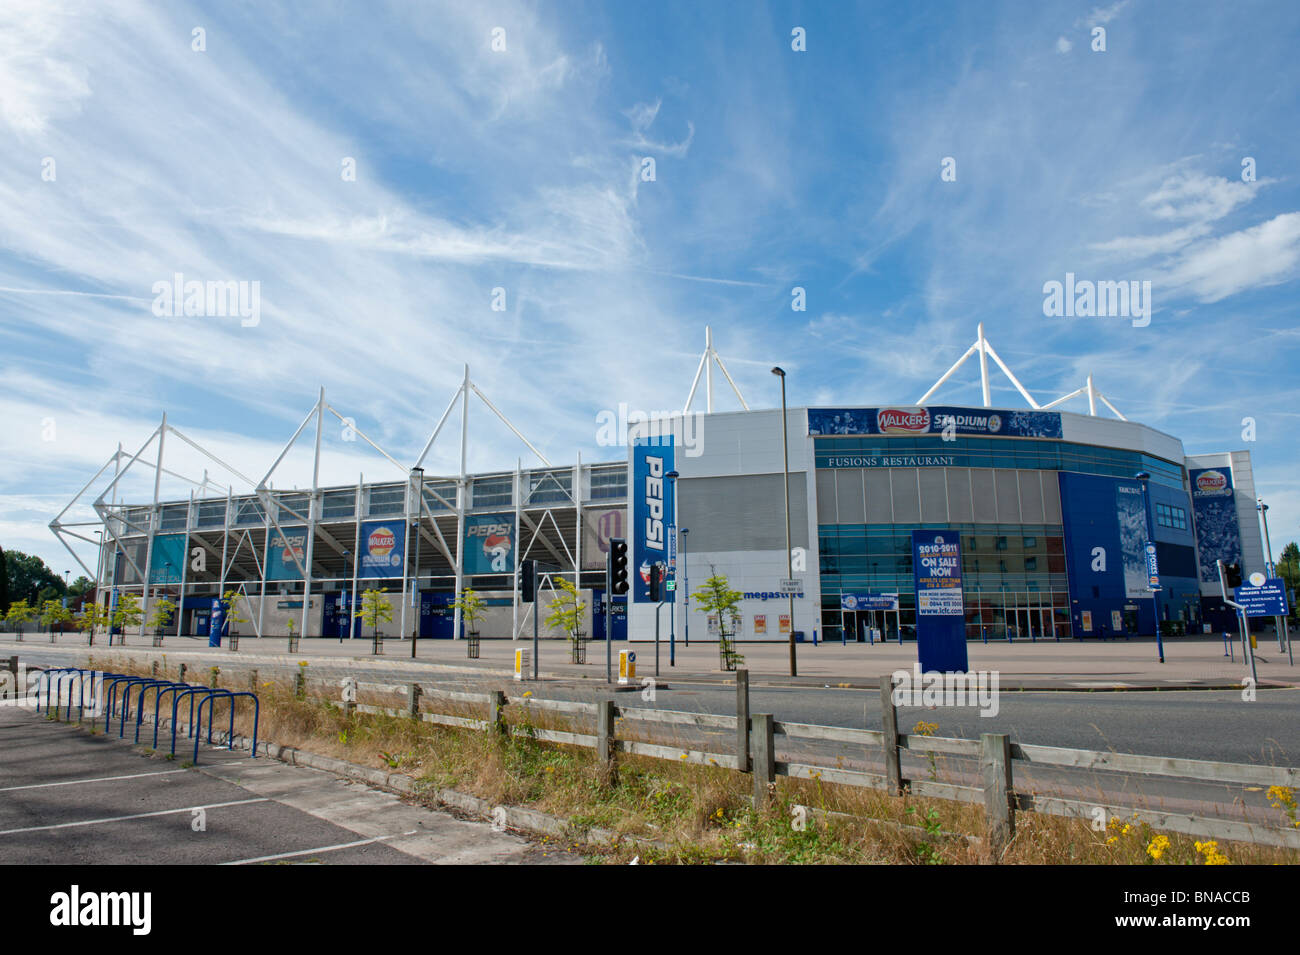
[[521, 559, 536, 603], [1224, 562, 1243, 589], [609, 539, 628, 595], [649, 563, 662, 602]]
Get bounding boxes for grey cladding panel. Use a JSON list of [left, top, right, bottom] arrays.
[[816, 470, 838, 524], [995, 470, 1020, 522], [865, 469, 892, 522], [971, 469, 997, 523], [890, 469, 920, 523], [1017, 470, 1045, 523], [918, 468, 948, 522], [678, 473, 808, 552], [946, 469, 973, 523], [836, 469, 866, 524]]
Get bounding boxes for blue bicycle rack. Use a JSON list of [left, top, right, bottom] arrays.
[[194, 690, 259, 765]]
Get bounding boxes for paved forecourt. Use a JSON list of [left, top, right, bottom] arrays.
[[0, 706, 575, 865]]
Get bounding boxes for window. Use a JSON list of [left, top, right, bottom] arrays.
[[421, 481, 458, 512], [321, 489, 355, 520], [589, 468, 627, 500], [472, 476, 512, 508], [529, 470, 572, 505], [159, 504, 189, 531], [196, 500, 227, 528], [367, 486, 405, 516], [1155, 503, 1188, 531]]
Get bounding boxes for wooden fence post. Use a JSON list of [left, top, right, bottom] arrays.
[[178, 663, 187, 684], [488, 690, 506, 732], [294, 669, 306, 699], [406, 683, 421, 719], [150, 661, 159, 678], [981, 733, 1015, 861], [751, 713, 775, 808], [342, 677, 357, 718], [736, 668, 751, 773], [597, 699, 617, 785], [879, 673, 904, 795], [249, 669, 259, 692]]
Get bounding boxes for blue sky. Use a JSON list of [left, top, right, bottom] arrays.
[[4, 0, 1300, 576]]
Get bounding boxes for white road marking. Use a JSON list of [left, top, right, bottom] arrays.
[[0, 769, 188, 793], [220, 830, 420, 865], [0, 798, 268, 836]]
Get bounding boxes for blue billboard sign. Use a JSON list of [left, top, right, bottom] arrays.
[[359, 520, 405, 578], [632, 437, 675, 603], [148, 533, 186, 585], [1188, 467, 1241, 584], [1143, 541, 1161, 591], [911, 531, 968, 672], [809, 406, 1062, 439], [840, 593, 898, 611], [1234, 578, 1289, 617], [209, 597, 224, 648], [266, 526, 308, 581], [463, 512, 515, 575]]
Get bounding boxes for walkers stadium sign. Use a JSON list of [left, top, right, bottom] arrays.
[[809, 406, 1062, 439]]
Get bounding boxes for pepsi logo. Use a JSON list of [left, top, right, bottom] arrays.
[[877, 408, 930, 434]]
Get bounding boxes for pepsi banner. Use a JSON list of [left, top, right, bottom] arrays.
[[359, 520, 405, 578], [632, 437, 674, 603], [809, 406, 1062, 439], [266, 526, 308, 581], [464, 512, 515, 575], [1189, 467, 1242, 584], [912, 530, 968, 672]]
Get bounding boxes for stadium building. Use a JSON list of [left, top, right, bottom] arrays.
[[52, 326, 1267, 646]]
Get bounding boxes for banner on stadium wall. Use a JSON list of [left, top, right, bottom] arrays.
[[1114, 483, 1148, 599], [809, 406, 1062, 439], [266, 526, 308, 581], [148, 533, 186, 585], [1188, 467, 1242, 584], [632, 438, 674, 603], [464, 512, 515, 575], [911, 530, 968, 672], [359, 520, 405, 578], [583, 508, 627, 568]]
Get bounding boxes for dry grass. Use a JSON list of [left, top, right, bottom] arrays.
[[70, 655, 1300, 865]]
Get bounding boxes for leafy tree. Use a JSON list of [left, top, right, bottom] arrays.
[[222, 589, 249, 636], [355, 588, 392, 641], [112, 592, 143, 634], [4, 550, 65, 605], [452, 588, 487, 635], [693, 570, 745, 665], [1279, 542, 1300, 622], [0, 546, 9, 615], [545, 578, 586, 645], [68, 575, 93, 597], [40, 599, 72, 634], [82, 601, 111, 644], [148, 596, 177, 635], [5, 599, 36, 635]]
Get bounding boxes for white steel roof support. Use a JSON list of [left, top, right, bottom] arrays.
[[683, 325, 750, 413]]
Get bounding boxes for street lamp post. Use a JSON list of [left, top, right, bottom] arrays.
[[666, 470, 679, 667], [411, 467, 424, 659], [1256, 498, 1290, 660], [771, 367, 796, 677], [681, 528, 690, 648], [1135, 472, 1163, 664]]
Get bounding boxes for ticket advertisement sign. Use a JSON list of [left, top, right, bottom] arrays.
[[912, 530, 968, 671], [359, 520, 405, 578]]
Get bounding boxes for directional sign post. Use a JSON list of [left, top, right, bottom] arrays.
[[1234, 577, 1290, 618]]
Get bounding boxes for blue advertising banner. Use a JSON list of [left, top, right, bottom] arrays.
[[809, 406, 1062, 439], [840, 593, 899, 611], [359, 520, 405, 578], [1143, 541, 1161, 591], [1235, 578, 1289, 617], [632, 437, 675, 603], [148, 533, 186, 585], [266, 526, 308, 581], [911, 530, 968, 672], [209, 597, 224, 648], [464, 512, 515, 575], [1188, 467, 1242, 584], [1114, 483, 1148, 598]]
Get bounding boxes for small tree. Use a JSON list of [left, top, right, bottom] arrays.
[[148, 596, 177, 636], [355, 588, 392, 642], [6, 599, 35, 636], [452, 588, 487, 636], [221, 589, 249, 637], [82, 600, 111, 644], [41, 599, 72, 635], [693, 571, 745, 666], [112, 592, 143, 638], [545, 578, 586, 646]]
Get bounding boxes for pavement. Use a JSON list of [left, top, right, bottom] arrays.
[[3, 629, 1295, 690], [0, 704, 579, 865]]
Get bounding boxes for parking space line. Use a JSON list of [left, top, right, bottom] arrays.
[[0, 769, 188, 793], [220, 830, 420, 865], [0, 798, 269, 836]]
